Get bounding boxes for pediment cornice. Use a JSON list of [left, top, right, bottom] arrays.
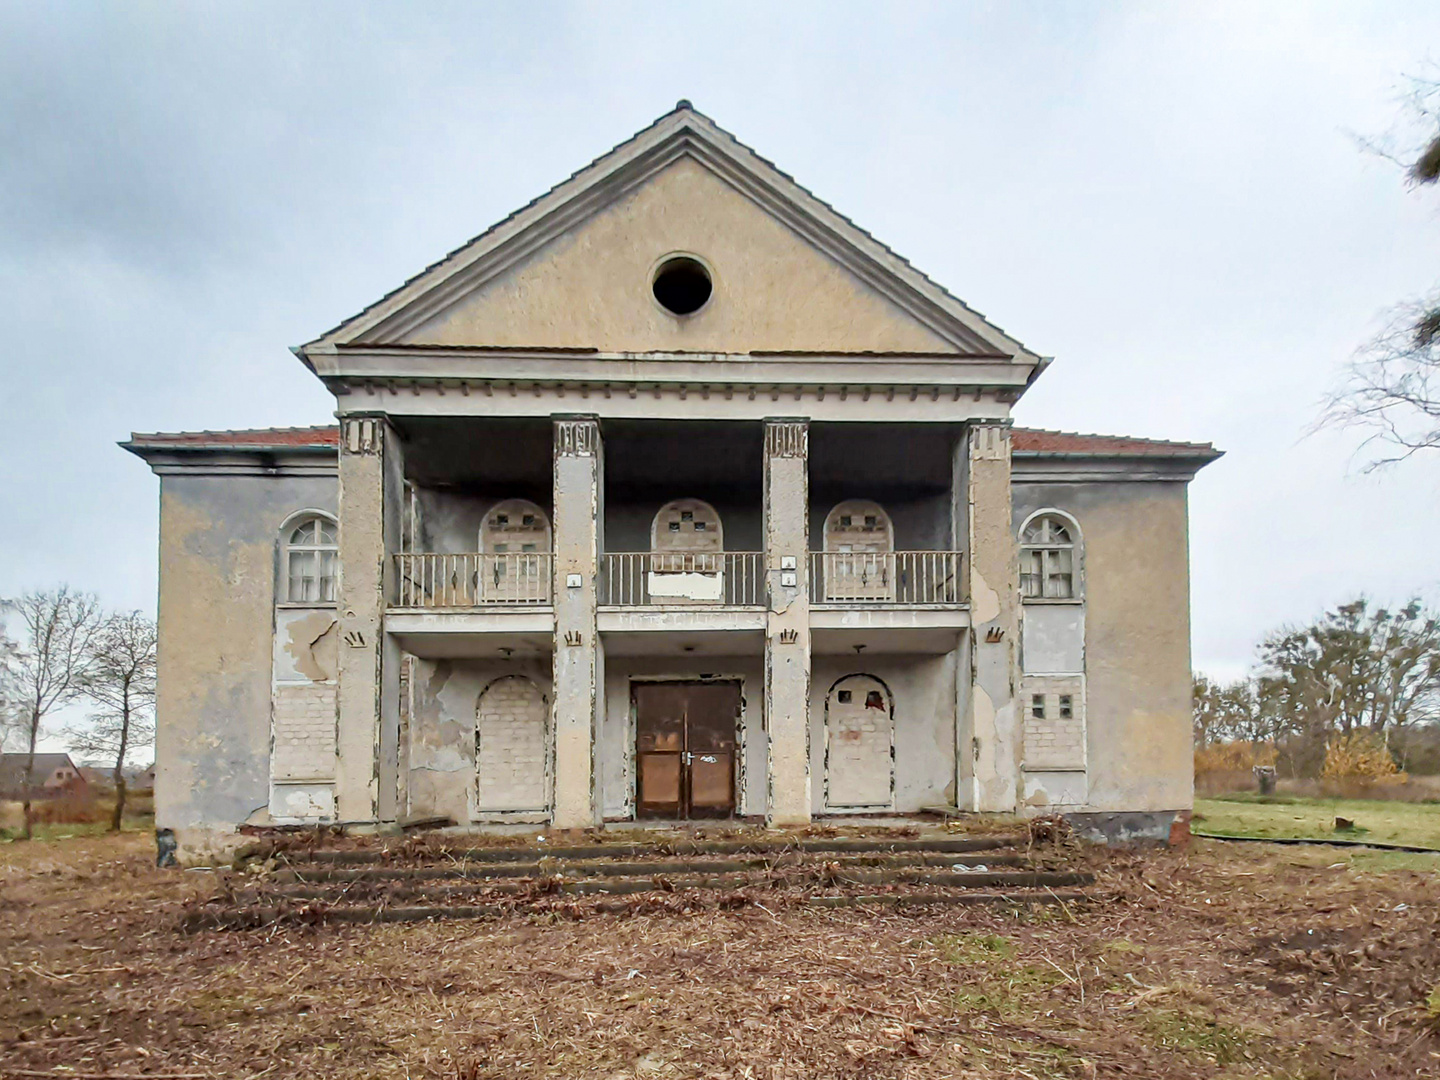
[[299, 105, 1040, 368]]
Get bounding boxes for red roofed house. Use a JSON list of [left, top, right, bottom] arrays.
[[123, 105, 1219, 859]]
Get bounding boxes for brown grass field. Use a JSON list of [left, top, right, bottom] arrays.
[[1, 830, 1438, 1079]]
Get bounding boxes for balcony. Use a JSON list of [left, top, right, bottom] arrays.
[[391, 550, 966, 611], [600, 552, 765, 607], [394, 552, 552, 608], [809, 551, 965, 606]]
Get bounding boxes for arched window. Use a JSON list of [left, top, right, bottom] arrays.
[[283, 515, 338, 603], [1019, 512, 1080, 600]]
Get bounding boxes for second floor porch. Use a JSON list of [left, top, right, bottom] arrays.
[[391, 549, 967, 611]]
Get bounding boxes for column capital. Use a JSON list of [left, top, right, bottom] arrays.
[[967, 422, 1011, 461], [764, 418, 809, 458], [553, 415, 601, 457], [340, 415, 386, 456]]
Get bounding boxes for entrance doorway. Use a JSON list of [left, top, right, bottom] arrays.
[[634, 680, 740, 819]]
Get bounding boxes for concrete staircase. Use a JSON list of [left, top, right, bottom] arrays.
[[185, 831, 1093, 929]]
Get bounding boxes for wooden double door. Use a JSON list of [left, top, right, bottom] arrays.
[[634, 681, 740, 819]]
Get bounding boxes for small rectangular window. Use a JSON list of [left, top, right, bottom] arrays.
[[837, 690, 852, 703], [521, 543, 537, 553], [864, 515, 877, 528], [494, 543, 509, 553], [839, 515, 852, 527], [694, 521, 706, 531], [1031, 694, 1046, 719], [669, 521, 681, 532], [494, 514, 508, 526], [521, 514, 535, 527], [1059, 695, 1073, 719], [681, 510, 694, 521]]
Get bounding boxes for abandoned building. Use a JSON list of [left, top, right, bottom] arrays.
[[124, 103, 1219, 857]]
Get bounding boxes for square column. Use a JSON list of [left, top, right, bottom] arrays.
[[551, 416, 603, 830], [763, 419, 812, 826], [957, 422, 1021, 812], [335, 415, 404, 824]]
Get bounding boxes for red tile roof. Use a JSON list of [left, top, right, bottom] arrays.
[[1011, 428, 1221, 458], [123, 424, 1219, 459]]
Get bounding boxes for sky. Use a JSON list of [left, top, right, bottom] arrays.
[[1, 0, 1438, 715]]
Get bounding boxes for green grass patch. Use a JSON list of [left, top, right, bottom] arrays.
[[1144, 1009, 1251, 1066], [1193, 796, 1440, 848], [951, 965, 1064, 1016], [931, 932, 1016, 965]]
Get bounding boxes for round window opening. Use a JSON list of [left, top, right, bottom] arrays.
[[652, 256, 712, 316]]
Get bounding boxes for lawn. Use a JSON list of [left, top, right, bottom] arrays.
[[1194, 794, 1440, 848], [2, 830, 1438, 1079]]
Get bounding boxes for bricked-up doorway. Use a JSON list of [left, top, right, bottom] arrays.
[[823, 674, 895, 811], [475, 675, 549, 815], [634, 681, 740, 819]]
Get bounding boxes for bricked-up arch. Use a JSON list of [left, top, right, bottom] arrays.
[[480, 499, 551, 553], [823, 674, 895, 811], [474, 675, 550, 815], [651, 498, 723, 573], [822, 500, 894, 601], [479, 500, 551, 603]]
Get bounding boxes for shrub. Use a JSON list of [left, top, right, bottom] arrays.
[[1321, 731, 1405, 783], [1194, 740, 1276, 775]]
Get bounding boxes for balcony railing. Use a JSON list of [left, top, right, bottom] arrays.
[[601, 552, 764, 607], [809, 551, 965, 605], [394, 552, 552, 607]]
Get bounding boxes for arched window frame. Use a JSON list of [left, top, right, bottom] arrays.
[[1018, 509, 1082, 601], [279, 510, 339, 605]]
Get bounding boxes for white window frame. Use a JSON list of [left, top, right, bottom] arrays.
[[1018, 509, 1082, 601], [280, 511, 339, 605]]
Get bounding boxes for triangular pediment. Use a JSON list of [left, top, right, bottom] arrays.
[[305, 104, 1035, 362]]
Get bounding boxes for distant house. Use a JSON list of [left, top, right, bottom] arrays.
[[0, 753, 89, 800], [128, 764, 156, 792], [79, 766, 116, 791]]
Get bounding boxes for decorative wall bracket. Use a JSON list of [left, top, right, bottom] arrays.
[[563, 630, 583, 647], [984, 626, 1005, 643], [778, 628, 799, 645]]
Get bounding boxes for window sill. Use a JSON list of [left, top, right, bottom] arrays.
[[1021, 597, 1083, 606], [275, 602, 339, 610]]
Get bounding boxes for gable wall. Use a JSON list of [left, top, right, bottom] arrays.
[[1012, 480, 1193, 813], [405, 157, 959, 354], [155, 472, 337, 835]]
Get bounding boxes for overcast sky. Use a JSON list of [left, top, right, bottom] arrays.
[[2, 1, 1438, 702]]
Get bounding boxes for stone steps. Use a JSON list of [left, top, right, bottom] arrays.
[[255, 867, 1089, 901], [272, 850, 1033, 884], [181, 888, 1092, 931], [263, 833, 1028, 867], [192, 830, 1092, 929]]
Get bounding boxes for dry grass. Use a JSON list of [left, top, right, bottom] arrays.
[[1, 832, 1438, 1079]]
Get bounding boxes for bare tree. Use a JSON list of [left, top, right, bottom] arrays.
[[0, 624, 23, 751], [67, 611, 157, 831], [1322, 75, 1440, 468], [1, 588, 104, 839], [1321, 298, 1440, 468]]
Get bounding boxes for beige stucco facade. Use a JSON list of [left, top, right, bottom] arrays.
[[125, 104, 1218, 858]]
